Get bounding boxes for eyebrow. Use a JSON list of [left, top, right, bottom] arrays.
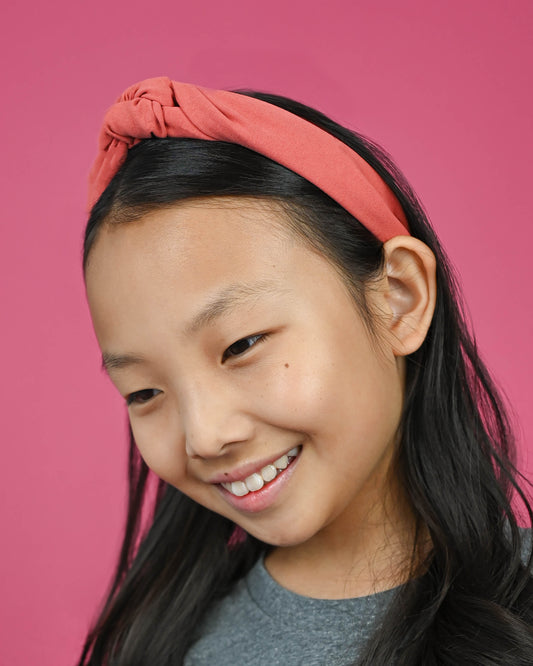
[[101, 352, 146, 374], [101, 279, 283, 374], [185, 279, 283, 335]]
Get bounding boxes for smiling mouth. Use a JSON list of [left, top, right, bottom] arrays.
[[220, 447, 300, 497]]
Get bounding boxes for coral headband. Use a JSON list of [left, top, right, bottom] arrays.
[[88, 76, 409, 241]]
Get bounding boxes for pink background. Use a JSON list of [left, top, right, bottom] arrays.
[[1, 1, 532, 664]]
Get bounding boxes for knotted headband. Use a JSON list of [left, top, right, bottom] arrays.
[[88, 76, 409, 241]]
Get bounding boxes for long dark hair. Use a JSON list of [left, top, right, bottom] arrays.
[[79, 90, 533, 665]]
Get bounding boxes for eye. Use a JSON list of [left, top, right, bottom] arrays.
[[126, 388, 161, 406], [222, 334, 267, 362]]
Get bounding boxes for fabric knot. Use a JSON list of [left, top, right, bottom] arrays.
[[87, 76, 409, 241]]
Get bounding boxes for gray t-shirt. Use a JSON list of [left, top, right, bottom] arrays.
[[185, 529, 532, 665], [184, 557, 398, 665]]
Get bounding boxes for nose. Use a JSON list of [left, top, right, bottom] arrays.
[[181, 379, 255, 459]]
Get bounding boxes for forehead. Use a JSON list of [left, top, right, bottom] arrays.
[[85, 198, 316, 333], [85, 198, 298, 290]]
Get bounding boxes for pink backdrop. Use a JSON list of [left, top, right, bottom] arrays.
[[1, 1, 532, 664]]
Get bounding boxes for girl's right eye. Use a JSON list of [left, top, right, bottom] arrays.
[[126, 389, 161, 406]]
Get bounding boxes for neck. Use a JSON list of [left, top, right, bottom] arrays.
[[265, 476, 428, 599]]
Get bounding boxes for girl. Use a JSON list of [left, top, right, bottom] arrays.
[[79, 77, 533, 665]]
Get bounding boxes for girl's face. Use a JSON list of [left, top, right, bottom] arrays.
[[86, 198, 406, 548]]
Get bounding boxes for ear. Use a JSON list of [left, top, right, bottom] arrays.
[[378, 235, 437, 356]]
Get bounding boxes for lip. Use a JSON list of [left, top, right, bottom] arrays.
[[207, 445, 300, 485], [215, 448, 301, 513]]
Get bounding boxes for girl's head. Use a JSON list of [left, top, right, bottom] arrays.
[[79, 78, 532, 666], [83, 78, 513, 554], [83, 83, 440, 551]]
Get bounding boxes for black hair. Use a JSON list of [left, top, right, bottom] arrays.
[[79, 90, 533, 665]]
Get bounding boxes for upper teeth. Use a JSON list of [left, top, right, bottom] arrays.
[[222, 447, 299, 496]]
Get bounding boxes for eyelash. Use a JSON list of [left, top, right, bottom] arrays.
[[222, 333, 268, 362], [126, 388, 161, 406], [126, 334, 268, 405]]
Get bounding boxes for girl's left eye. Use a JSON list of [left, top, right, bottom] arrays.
[[126, 388, 161, 406], [222, 334, 267, 361]]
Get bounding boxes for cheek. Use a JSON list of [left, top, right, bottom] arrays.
[[248, 360, 346, 443], [256, 340, 402, 445], [130, 410, 188, 484], [249, 360, 325, 425]]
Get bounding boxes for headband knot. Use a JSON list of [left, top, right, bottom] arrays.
[[88, 76, 409, 241]]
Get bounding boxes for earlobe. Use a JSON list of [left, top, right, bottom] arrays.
[[380, 235, 437, 356]]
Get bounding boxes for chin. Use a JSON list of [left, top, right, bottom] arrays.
[[246, 524, 315, 548]]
